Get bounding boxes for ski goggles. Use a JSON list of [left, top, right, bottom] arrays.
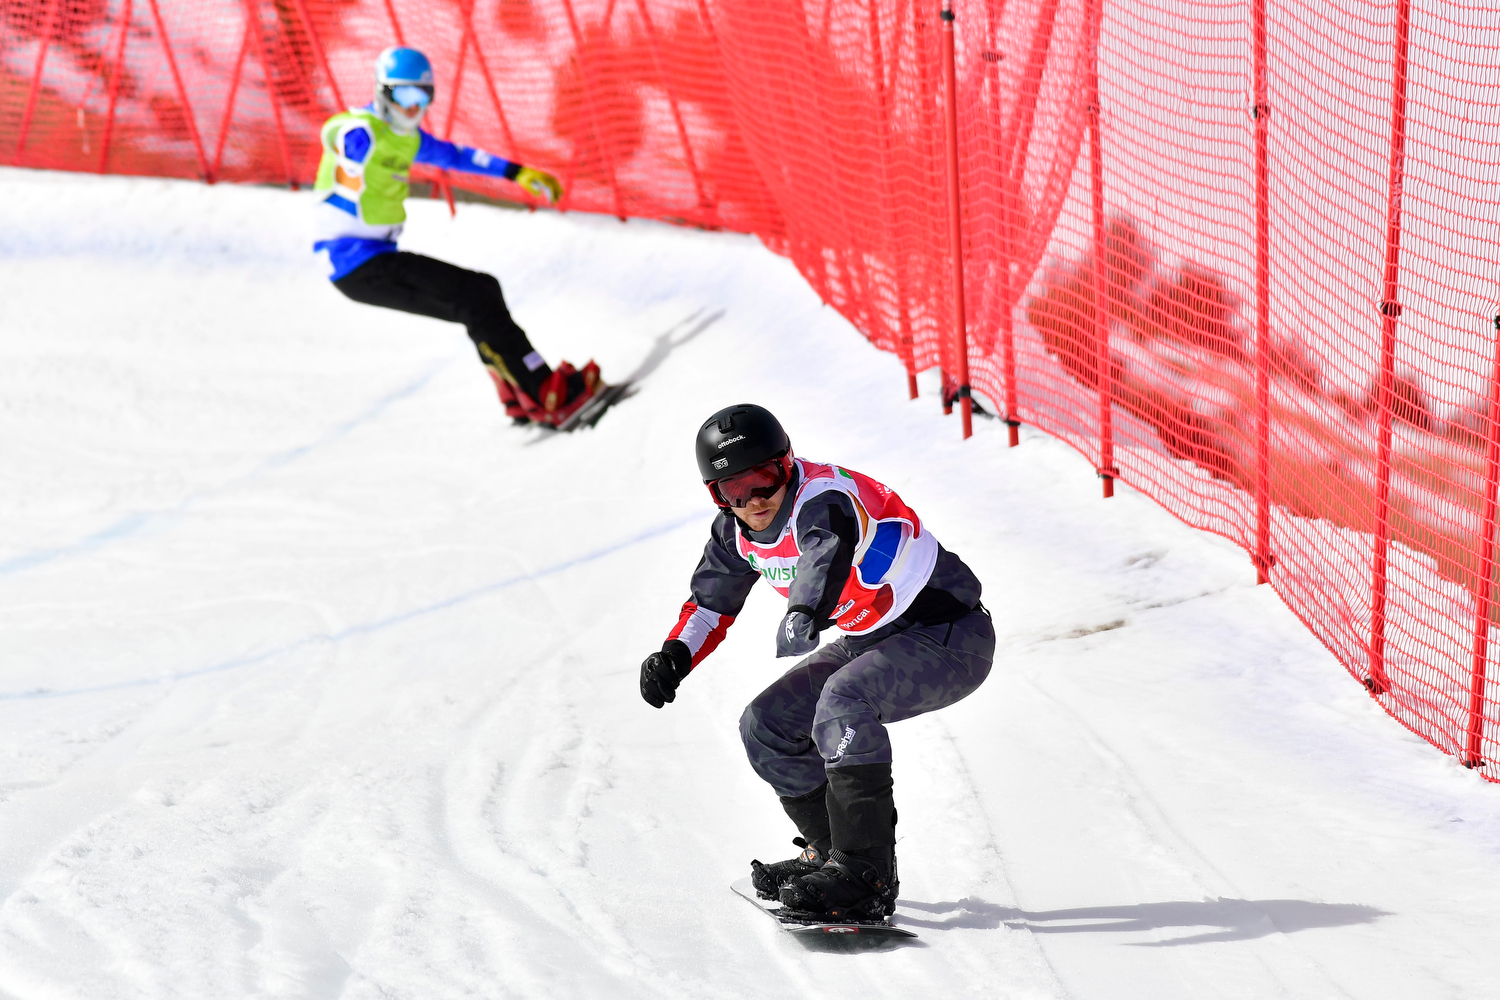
[[708, 452, 792, 509], [383, 83, 434, 110]]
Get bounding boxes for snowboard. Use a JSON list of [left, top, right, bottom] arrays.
[[554, 380, 634, 432], [730, 877, 918, 939]]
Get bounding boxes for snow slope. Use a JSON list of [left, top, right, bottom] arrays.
[[2, 167, 1499, 1000]]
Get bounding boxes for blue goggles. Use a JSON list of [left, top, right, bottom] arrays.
[[385, 84, 433, 109]]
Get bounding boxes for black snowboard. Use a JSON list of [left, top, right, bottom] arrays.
[[730, 877, 918, 939], [554, 380, 634, 432]]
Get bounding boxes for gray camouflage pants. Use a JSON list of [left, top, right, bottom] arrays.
[[738, 607, 995, 798]]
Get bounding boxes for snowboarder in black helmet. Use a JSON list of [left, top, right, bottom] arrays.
[[639, 404, 995, 920]]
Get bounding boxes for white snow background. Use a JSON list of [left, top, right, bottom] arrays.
[[2, 167, 1499, 999]]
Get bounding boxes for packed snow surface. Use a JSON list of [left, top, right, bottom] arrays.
[[3, 168, 1500, 1000]]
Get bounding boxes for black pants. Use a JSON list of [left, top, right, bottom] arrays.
[[333, 251, 550, 400]]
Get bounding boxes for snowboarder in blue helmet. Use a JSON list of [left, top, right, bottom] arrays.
[[315, 46, 602, 427], [638, 404, 995, 922]]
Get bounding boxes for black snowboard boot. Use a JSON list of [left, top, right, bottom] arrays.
[[778, 846, 896, 920], [750, 839, 826, 900], [779, 762, 899, 918], [749, 784, 832, 900]]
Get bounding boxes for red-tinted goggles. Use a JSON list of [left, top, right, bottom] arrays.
[[708, 453, 792, 508]]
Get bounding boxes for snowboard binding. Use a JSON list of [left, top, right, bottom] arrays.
[[749, 837, 826, 901], [778, 848, 898, 920]]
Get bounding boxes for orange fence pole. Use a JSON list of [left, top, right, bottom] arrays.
[[1000, 203, 1019, 447], [1465, 314, 1500, 770], [382, 0, 406, 45], [1088, 7, 1113, 498], [920, 8, 953, 413], [637, 0, 710, 218], [241, 0, 297, 188], [940, 0, 971, 439], [1001, 0, 1062, 445], [437, 16, 471, 216], [559, 0, 625, 218], [995, 98, 1020, 443], [1369, 0, 1413, 697], [16, 0, 63, 166], [289, 0, 345, 110], [458, 0, 520, 162], [146, 0, 209, 179], [976, 40, 1011, 431], [211, 18, 255, 183], [869, 0, 919, 399], [98, 0, 133, 174], [1252, 0, 1273, 582]]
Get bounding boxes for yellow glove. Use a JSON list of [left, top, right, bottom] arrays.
[[515, 166, 562, 205]]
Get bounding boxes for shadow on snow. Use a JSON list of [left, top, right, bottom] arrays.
[[896, 896, 1389, 946]]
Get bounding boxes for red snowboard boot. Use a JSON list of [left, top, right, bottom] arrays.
[[535, 360, 602, 428], [486, 367, 534, 425]]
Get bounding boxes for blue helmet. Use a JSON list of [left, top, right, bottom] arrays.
[[376, 47, 433, 86], [374, 47, 434, 134]]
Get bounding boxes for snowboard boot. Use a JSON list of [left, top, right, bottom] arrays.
[[536, 360, 602, 427], [778, 845, 897, 920], [780, 762, 900, 917], [750, 839, 825, 901], [749, 784, 832, 900]]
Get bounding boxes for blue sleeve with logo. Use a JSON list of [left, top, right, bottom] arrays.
[[414, 130, 520, 179]]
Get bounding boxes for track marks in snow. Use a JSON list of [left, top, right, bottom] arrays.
[[0, 513, 699, 703], [971, 583, 1392, 999], [0, 343, 453, 576], [887, 715, 1069, 999], [440, 648, 685, 999], [981, 671, 1313, 996], [1022, 673, 1240, 902], [0, 764, 312, 998]]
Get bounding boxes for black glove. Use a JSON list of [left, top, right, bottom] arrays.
[[640, 639, 693, 708], [776, 604, 824, 657]]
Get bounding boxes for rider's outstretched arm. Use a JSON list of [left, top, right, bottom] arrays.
[[415, 131, 563, 203], [640, 514, 759, 708]]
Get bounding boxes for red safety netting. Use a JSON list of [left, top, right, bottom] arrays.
[[4, 0, 1500, 777]]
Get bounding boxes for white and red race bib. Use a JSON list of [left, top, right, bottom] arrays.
[[734, 459, 938, 635]]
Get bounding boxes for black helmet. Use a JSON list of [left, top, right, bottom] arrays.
[[696, 405, 795, 508], [696, 404, 790, 481]]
